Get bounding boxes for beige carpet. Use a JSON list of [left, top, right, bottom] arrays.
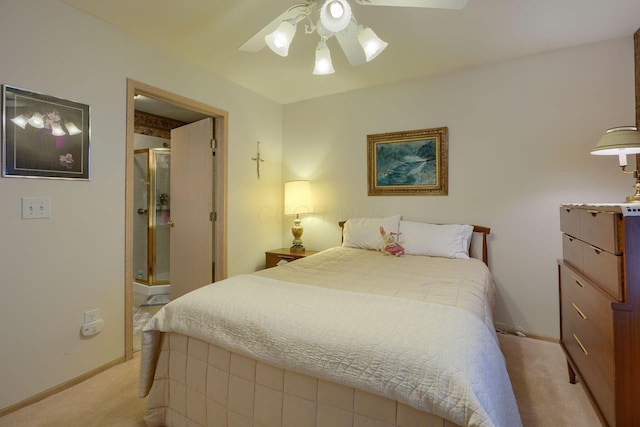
[[0, 334, 602, 427]]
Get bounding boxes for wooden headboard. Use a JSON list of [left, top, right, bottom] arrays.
[[338, 221, 491, 266]]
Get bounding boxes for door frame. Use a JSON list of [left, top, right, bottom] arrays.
[[124, 79, 228, 360]]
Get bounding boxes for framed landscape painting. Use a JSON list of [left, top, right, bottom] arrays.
[[367, 127, 448, 196], [2, 85, 90, 179]]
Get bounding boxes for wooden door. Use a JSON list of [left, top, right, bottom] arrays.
[[169, 118, 214, 299]]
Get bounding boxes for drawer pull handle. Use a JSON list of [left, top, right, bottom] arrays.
[[573, 334, 588, 355], [572, 303, 587, 320], [277, 255, 295, 260], [590, 245, 602, 255], [587, 210, 599, 217], [572, 276, 585, 288]]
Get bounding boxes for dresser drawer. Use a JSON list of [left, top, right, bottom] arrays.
[[563, 234, 624, 300], [582, 242, 623, 301], [562, 234, 583, 271], [559, 206, 581, 238], [559, 207, 621, 254], [560, 263, 615, 425]]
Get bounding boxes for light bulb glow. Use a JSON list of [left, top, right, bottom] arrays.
[[313, 41, 335, 75], [320, 0, 351, 32], [265, 20, 296, 57]]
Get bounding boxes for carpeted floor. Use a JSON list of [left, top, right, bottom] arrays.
[[0, 334, 602, 427]]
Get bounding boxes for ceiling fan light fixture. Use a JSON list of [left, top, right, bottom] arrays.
[[313, 41, 335, 75], [357, 26, 387, 62], [265, 20, 297, 57], [320, 0, 352, 33]]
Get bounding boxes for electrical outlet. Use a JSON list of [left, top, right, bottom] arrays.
[[81, 319, 104, 336], [22, 197, 51, 219], [84, 309, 100, 324]]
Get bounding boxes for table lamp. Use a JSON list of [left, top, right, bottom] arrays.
[[591, 126, 640, 203], [284, 180, 313, 251]]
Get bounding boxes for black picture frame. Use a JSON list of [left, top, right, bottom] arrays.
[[2, 85, 90, 180]]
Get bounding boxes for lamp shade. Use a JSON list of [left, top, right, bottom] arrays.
[[284, 180, 313, 215], [357, 26, 388, 62], [265, 20, 297, 57], [591, 127, 640, 156], [313, 41, 335, 75]]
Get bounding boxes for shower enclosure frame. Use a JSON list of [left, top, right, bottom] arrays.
[[134, 147, 171, 287]]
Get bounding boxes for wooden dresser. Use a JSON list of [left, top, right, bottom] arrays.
[[558, 204, 640, 426]]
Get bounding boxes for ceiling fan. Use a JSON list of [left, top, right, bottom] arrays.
[[239, 0, 468, 75]]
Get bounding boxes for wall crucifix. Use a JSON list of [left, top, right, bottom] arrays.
[[251, 141, 265, 179]]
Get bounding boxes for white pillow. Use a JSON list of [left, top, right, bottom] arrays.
[[398, 221, 473, 259], [342, 215, 401, 250]]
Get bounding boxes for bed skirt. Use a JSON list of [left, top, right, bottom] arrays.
[[144, 332, 461, 427]]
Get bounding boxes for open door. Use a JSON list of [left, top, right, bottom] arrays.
[[169, 118, 214, 299]]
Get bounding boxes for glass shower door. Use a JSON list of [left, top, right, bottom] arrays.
[[133, 148, 171, 286]]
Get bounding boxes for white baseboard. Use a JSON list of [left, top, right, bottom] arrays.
[[133, 282, 170, 296]]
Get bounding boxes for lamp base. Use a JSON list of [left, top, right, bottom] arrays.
[[626, 181, 640, 203], [290, 216, 305, 252]]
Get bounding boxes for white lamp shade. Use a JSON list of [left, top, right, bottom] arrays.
[[65, 121, 82, 135], [591, 127, 640, 156], [320, 0, 352, 33], [357, 27, 388, 62], [27, 113, 45, 128], [265, 20, 297, 57], [284, 180, 313, 215], [51, 123, 66, 136], [313, 41, 335, 75], [10, 114, 28, 129]]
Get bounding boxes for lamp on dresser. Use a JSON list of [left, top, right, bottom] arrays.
[[284, 180, 313, 252], [591, 126, 640, 202]]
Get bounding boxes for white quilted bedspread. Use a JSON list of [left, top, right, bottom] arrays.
[[140, 249, 521, 427]]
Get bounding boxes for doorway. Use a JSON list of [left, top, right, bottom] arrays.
[[125, 79, 228, 360]]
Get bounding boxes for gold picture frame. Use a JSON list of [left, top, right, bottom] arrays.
[[367, 127, 448, 196]]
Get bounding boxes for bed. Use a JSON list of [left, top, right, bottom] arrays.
[[138, 217, 522, 427]]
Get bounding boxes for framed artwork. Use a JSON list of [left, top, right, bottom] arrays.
[[2, 85, 90, 179], [367, 127, 448, 196]]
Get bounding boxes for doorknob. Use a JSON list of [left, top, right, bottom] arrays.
[[137, 208, 148, 215], [168, 220, 175, 227]]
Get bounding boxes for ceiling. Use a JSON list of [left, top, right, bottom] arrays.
[[59, 0, 640, 105]]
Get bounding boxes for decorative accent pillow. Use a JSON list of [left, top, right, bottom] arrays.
[[342, 215, 401, 250], [398, 221, 473, 259]]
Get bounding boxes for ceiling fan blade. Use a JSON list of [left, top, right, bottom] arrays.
[[335, 21, 366, 66], [238, 3, 310, 52], [354, 0, 467, 9]]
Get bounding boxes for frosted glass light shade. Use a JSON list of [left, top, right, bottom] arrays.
[[27, 113, 44, 128], [313, 42, 335, 75], [357, 26, 388, 62], [10, 114, 28, 129], [51, 123, 66, 136], [65, 121, 82, 135], [265, 20, 297, 57], [320, 0, 352, 32], [284, 180, 313, 215]]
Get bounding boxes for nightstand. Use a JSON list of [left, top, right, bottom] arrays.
[[265, 248, 319, 268]]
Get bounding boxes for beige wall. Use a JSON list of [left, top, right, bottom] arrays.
[[282, 37, 636, 340], [0, 0, 284, 410]]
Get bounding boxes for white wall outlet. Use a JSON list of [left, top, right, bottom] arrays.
[[81, 319, 104, 336], [84, 309, 100, 324], [22, 197, 51, 219]]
